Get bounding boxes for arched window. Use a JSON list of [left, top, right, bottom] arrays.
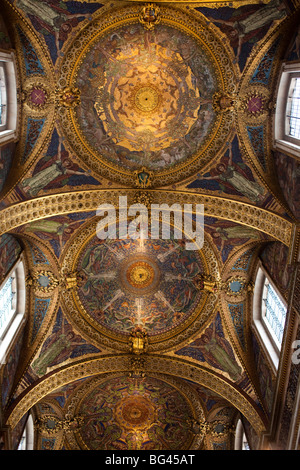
[[234, 419, 250, 450], [261, 277, 287, 348], [0, 62, 7, 130], [0, 255, 26, 365], [286, 76, 300, 142], [0, 274, 16, 336], [0, 51, 18, 144], [17, 413, 34, 450], [252, 264, 287, 370], [274, 62, 300, 157]]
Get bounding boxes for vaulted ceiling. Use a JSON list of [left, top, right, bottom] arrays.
[[0, 0, 300, 451]]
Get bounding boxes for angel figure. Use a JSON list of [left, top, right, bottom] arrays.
[[31, 321, 84, 376], [24, 216, 85, 254], [177, 315, 243, 382], [206, 0, 286, 65], [15, 0, 91, 55], [202, 141, 265, 203], [21, 136, 91, 197]]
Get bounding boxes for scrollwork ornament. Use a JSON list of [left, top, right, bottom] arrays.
[[192, 273, 218, 293], [187, 417, 210, 436], [129, 356, 146, 379], [35, 415, 84, 436], [34, 415, 61, 436], [57, 87, 81, 108], [129, 326, 149, 355], [225, 275, 254, 299], [133, 191, 153, 210], [187, 418, 235, 437], [213, 91, 237, 113], [23, 82, 50, 111], [134, 167, 153, 188], [26, 269, 59, 295], [60, 270, 84, 290]]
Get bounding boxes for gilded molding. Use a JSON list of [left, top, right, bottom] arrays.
[[26, 268, 60, 296], [62, 372, 205, 450], [70, 0, 272, 5], [56, 3, 238, 187], [1, 189, 293, 246], [59, 216, 219, 352], [5, 354, 267, 435]]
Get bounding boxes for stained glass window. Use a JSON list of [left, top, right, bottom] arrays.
[[0, 276, 15, 336], [287, 77, 300, 139], [262, 279, 287, 346]]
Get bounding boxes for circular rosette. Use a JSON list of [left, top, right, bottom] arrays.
[[93, 40, 202, 158]]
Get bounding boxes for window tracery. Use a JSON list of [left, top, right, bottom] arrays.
[[0, 255, 26, 365], [274, 62, 300, 157], [287, 77, 300, 140], [235, 419, 250, 450], [17, 413, 34, 450], [0, 51, 18, 144], [252, 264, 287, 370]]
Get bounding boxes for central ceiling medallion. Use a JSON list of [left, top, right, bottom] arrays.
[[58, 5, 236, 186], [114, 396, 156, 431], [93, 38, 201, 156], [126, 261, 155, 289], [133, 85, 161, 113]]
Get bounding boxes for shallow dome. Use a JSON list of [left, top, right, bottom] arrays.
[[75, 23, 218, 171]]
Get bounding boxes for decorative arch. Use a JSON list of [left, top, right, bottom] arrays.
[[5, 354, 267, 435], [1, 189, 293, 246]]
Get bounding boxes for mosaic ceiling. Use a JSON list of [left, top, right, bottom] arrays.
[[0, 0, 300, 451]]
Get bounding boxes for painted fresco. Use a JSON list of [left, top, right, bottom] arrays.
[[274, 151, 300, 220], [18, 129, 100, 198], [0, 143, 16, 193], [75, 22, 218, 171], [205, 216, 266, 263], [29, 308, 101, 378], [1, 331, 24, 408], [260, 241, 292, 294], [10, 413, 28, 450], [198, 0, 288, 70], [242, 417, 260, 451], [0, 13, 12, 49], [252, 333, 275, 416], [30, 297, 51, 344], [0, 1, 297, 450], [175, 312, 243, 382], [38, 379, 87, 410], [285, 23, 300, 61], [187, 135, 267, 205], [76, 375, 193, 450], [16, 212, 95, 257], [76, 235, 205, 336], [13, 0, 102, 62], [0, 234, 22, 285]]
